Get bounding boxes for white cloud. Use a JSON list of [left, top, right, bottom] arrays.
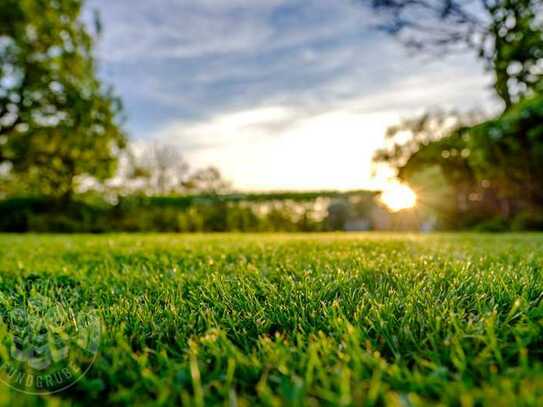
[[146, 104, 397, 190], [142, 56, 497, 191], [85, 0, 498, 190], [150, 106, 295, 150]]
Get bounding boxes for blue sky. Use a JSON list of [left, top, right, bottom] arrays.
[[86, 0, 497, 190]]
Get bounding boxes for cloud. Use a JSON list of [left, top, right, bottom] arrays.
[[88, 0, 373, 62], [88, 0, 494, 120], [150, 106, 296, 151], [142, 103, 394, 191], [142, 55, 497, 191], [84, 0, 498, 190]]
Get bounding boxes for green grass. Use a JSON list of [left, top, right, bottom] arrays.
[[0, 233, 542, 406]]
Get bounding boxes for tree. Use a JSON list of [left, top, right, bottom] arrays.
[[364, 0, 543, 109], [374, 110, 478, 170], [375, 112, 481, 224], [182, 167, 231, 194], [376, 94, 543, 226], [467, 94, 543, 210], [118, 145, 228, 196], [367, 0, 543, 228], [0, 0, 126, 200], [124, 142, 190, 195]]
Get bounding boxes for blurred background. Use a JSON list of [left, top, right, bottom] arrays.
[[0, 0, 542, 233]]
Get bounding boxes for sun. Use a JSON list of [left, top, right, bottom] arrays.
[[380, 183, 417, 212]]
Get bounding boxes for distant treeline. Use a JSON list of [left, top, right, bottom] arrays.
[[0, 191, 374, 233], [3, 188, 539, 233], [0, 191, 400, 233]]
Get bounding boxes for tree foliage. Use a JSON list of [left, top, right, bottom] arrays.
[[379, 95, 543, 227], [0, 0, 126, 199], [122, 143, 190, 195], [182, 166, 231, 194], [365, 0, 543, 109], [468, 94, 543, 207], [369, 0, 543, 228]]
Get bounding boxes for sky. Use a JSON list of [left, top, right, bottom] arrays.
[[86, 0, 497, 191]]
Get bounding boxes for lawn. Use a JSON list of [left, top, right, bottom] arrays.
[[0, 233, 542, 406]]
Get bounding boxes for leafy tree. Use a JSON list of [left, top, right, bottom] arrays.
[[375, 113, 480, 225], [183, 167, 231, 194], [0, 0, 126, 200], [367, 0, 543, 228], [122, 143, 189, 195], [374, 111, 478, 170], [377, 95, 543, 226], [467, 94, 543, 210], [364, 0, 543, 109]]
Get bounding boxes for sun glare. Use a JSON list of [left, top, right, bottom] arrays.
[[381, 184, 417, 212]]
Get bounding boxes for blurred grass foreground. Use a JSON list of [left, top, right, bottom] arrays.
[[0, 233, 542, 405]]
